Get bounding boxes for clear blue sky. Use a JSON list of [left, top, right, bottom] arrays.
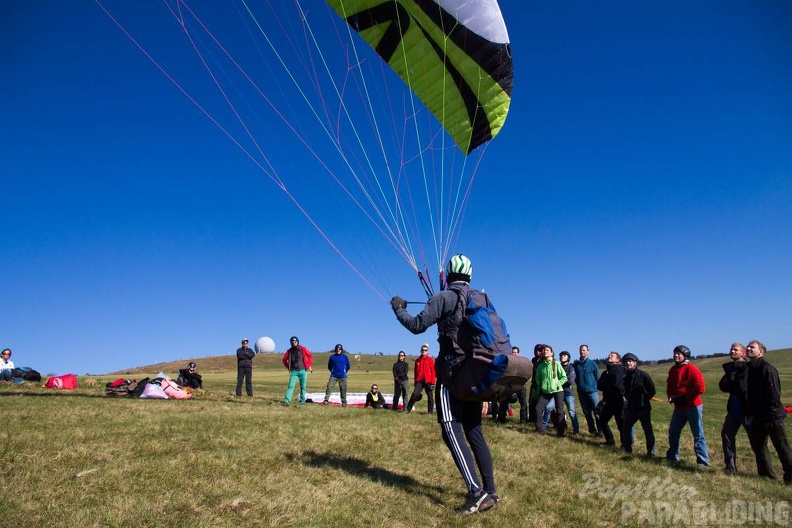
[[2, 1, 790, 375]]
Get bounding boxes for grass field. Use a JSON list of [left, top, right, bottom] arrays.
[[1, 349, 791, 527]]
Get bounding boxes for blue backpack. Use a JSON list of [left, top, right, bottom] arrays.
[[444, 284, 532, 402]]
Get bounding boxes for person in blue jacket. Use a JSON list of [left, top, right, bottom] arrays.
[[323, 344, 351, 406], [573, 344, 601, 435]]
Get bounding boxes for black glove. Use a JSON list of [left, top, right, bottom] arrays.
[[390, 296, 406, 311], [562, 381, 571, 389], [671, 395, 686, 405]]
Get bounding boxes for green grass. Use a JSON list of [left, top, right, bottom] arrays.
[[1, 349, 791, 527]]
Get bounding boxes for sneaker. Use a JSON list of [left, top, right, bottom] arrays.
[[322, 401, 329, 405], [455, 490, 495, 515]]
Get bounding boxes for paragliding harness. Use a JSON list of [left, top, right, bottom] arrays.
[[441, 283, 532, 402]]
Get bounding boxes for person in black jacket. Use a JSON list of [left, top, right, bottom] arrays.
[[236, 338, 255, 397], [392, 351, 409, 411], [597, 351, 625, 447], [719, 342, 749, 474], [745, 340, 792, 485], [177, 362, 203, 389], [620, 353, 656, 456]]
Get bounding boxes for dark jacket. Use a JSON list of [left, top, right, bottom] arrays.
[[365, 390, 387, 408], [624, 368, 656, 411], [597, 362, 625, 402], [236, 346, 255, 367], [746, 357, 786, 422], [394, 286, 460, 382], [393, 360, 409, 384], [561, 361, 575, 397], [719, 360, 748, 414]]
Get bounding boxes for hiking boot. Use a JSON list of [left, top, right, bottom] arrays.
[[455, 489, 495, 515]]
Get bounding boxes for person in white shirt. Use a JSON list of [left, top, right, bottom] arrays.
[[0, 349, 15, 381]]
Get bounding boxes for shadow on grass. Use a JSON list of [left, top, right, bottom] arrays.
[[291, 450, 447, 503]]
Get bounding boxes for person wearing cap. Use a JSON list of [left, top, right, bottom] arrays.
[[177, 361, 203, 389], [597, 351, 625, 447], [323, 344, 351, 406], [666, 345, 709, 466], [282, 336, 313, 405], [404, 343, 436, 414], [719, 342, 749, 474], [573, 344, 601, 436], [558, 351, 580, 435], [389, 254, 499, 515], [620, 353, 656, 456], [392, 351, 409, 411], [235, 338, 255, 397], [745, 340, 792, 484]]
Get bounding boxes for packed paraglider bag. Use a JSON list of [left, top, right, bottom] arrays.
[[444, 284, 532, 402]]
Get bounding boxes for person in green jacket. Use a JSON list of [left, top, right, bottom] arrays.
[[533, 345, 568, 436]]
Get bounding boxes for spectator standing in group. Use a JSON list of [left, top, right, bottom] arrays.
[[559, 351, 580, 435], [527, 343, 544, 425], [620, 353, 656, 457], [574, 344, 601, 436], [392, 350, 409, 411], [0, 349, 14, 382], [719, 342, 749, 474], [365, 384, 388, 409], [405, 343, 436, 414], [282, 336, 313, 405], [745, 340, 792, 485], [235, 338, 255, 397], [496, 346, 528, 424], [666, 345, 709, 466], [323, 344, 351, 406], [597, 351, 625, 447], [533, 345, 568, 436]]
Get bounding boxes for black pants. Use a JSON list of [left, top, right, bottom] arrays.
[[598, 400, 624, 445], [407, 380, 434, 413], [496, 387, 527, 423], [236, 365, 252, 396], [721, 411, 749, 470], [622, 408, 655, 455], [748, 419, 792, 484], [535, 392, 565, 434]]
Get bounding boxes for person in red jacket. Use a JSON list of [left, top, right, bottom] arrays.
[[405, 343, 436, 414], [665, 345, 710, 466], [282, 336, 313, 405]]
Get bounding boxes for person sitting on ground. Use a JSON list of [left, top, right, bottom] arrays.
[[177, 362, 203, 389], [0, 349, 15, 382], [365, 384, 389, 409]]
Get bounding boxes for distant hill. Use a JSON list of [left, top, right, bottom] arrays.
[[108, 351, 404, 376]]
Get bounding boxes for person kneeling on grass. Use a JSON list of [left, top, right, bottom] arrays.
[[364, 384, 389, 409]]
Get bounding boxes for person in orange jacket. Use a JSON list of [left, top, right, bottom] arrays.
[[282, 336, 313, 405], [405, 343, 436, 414]]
